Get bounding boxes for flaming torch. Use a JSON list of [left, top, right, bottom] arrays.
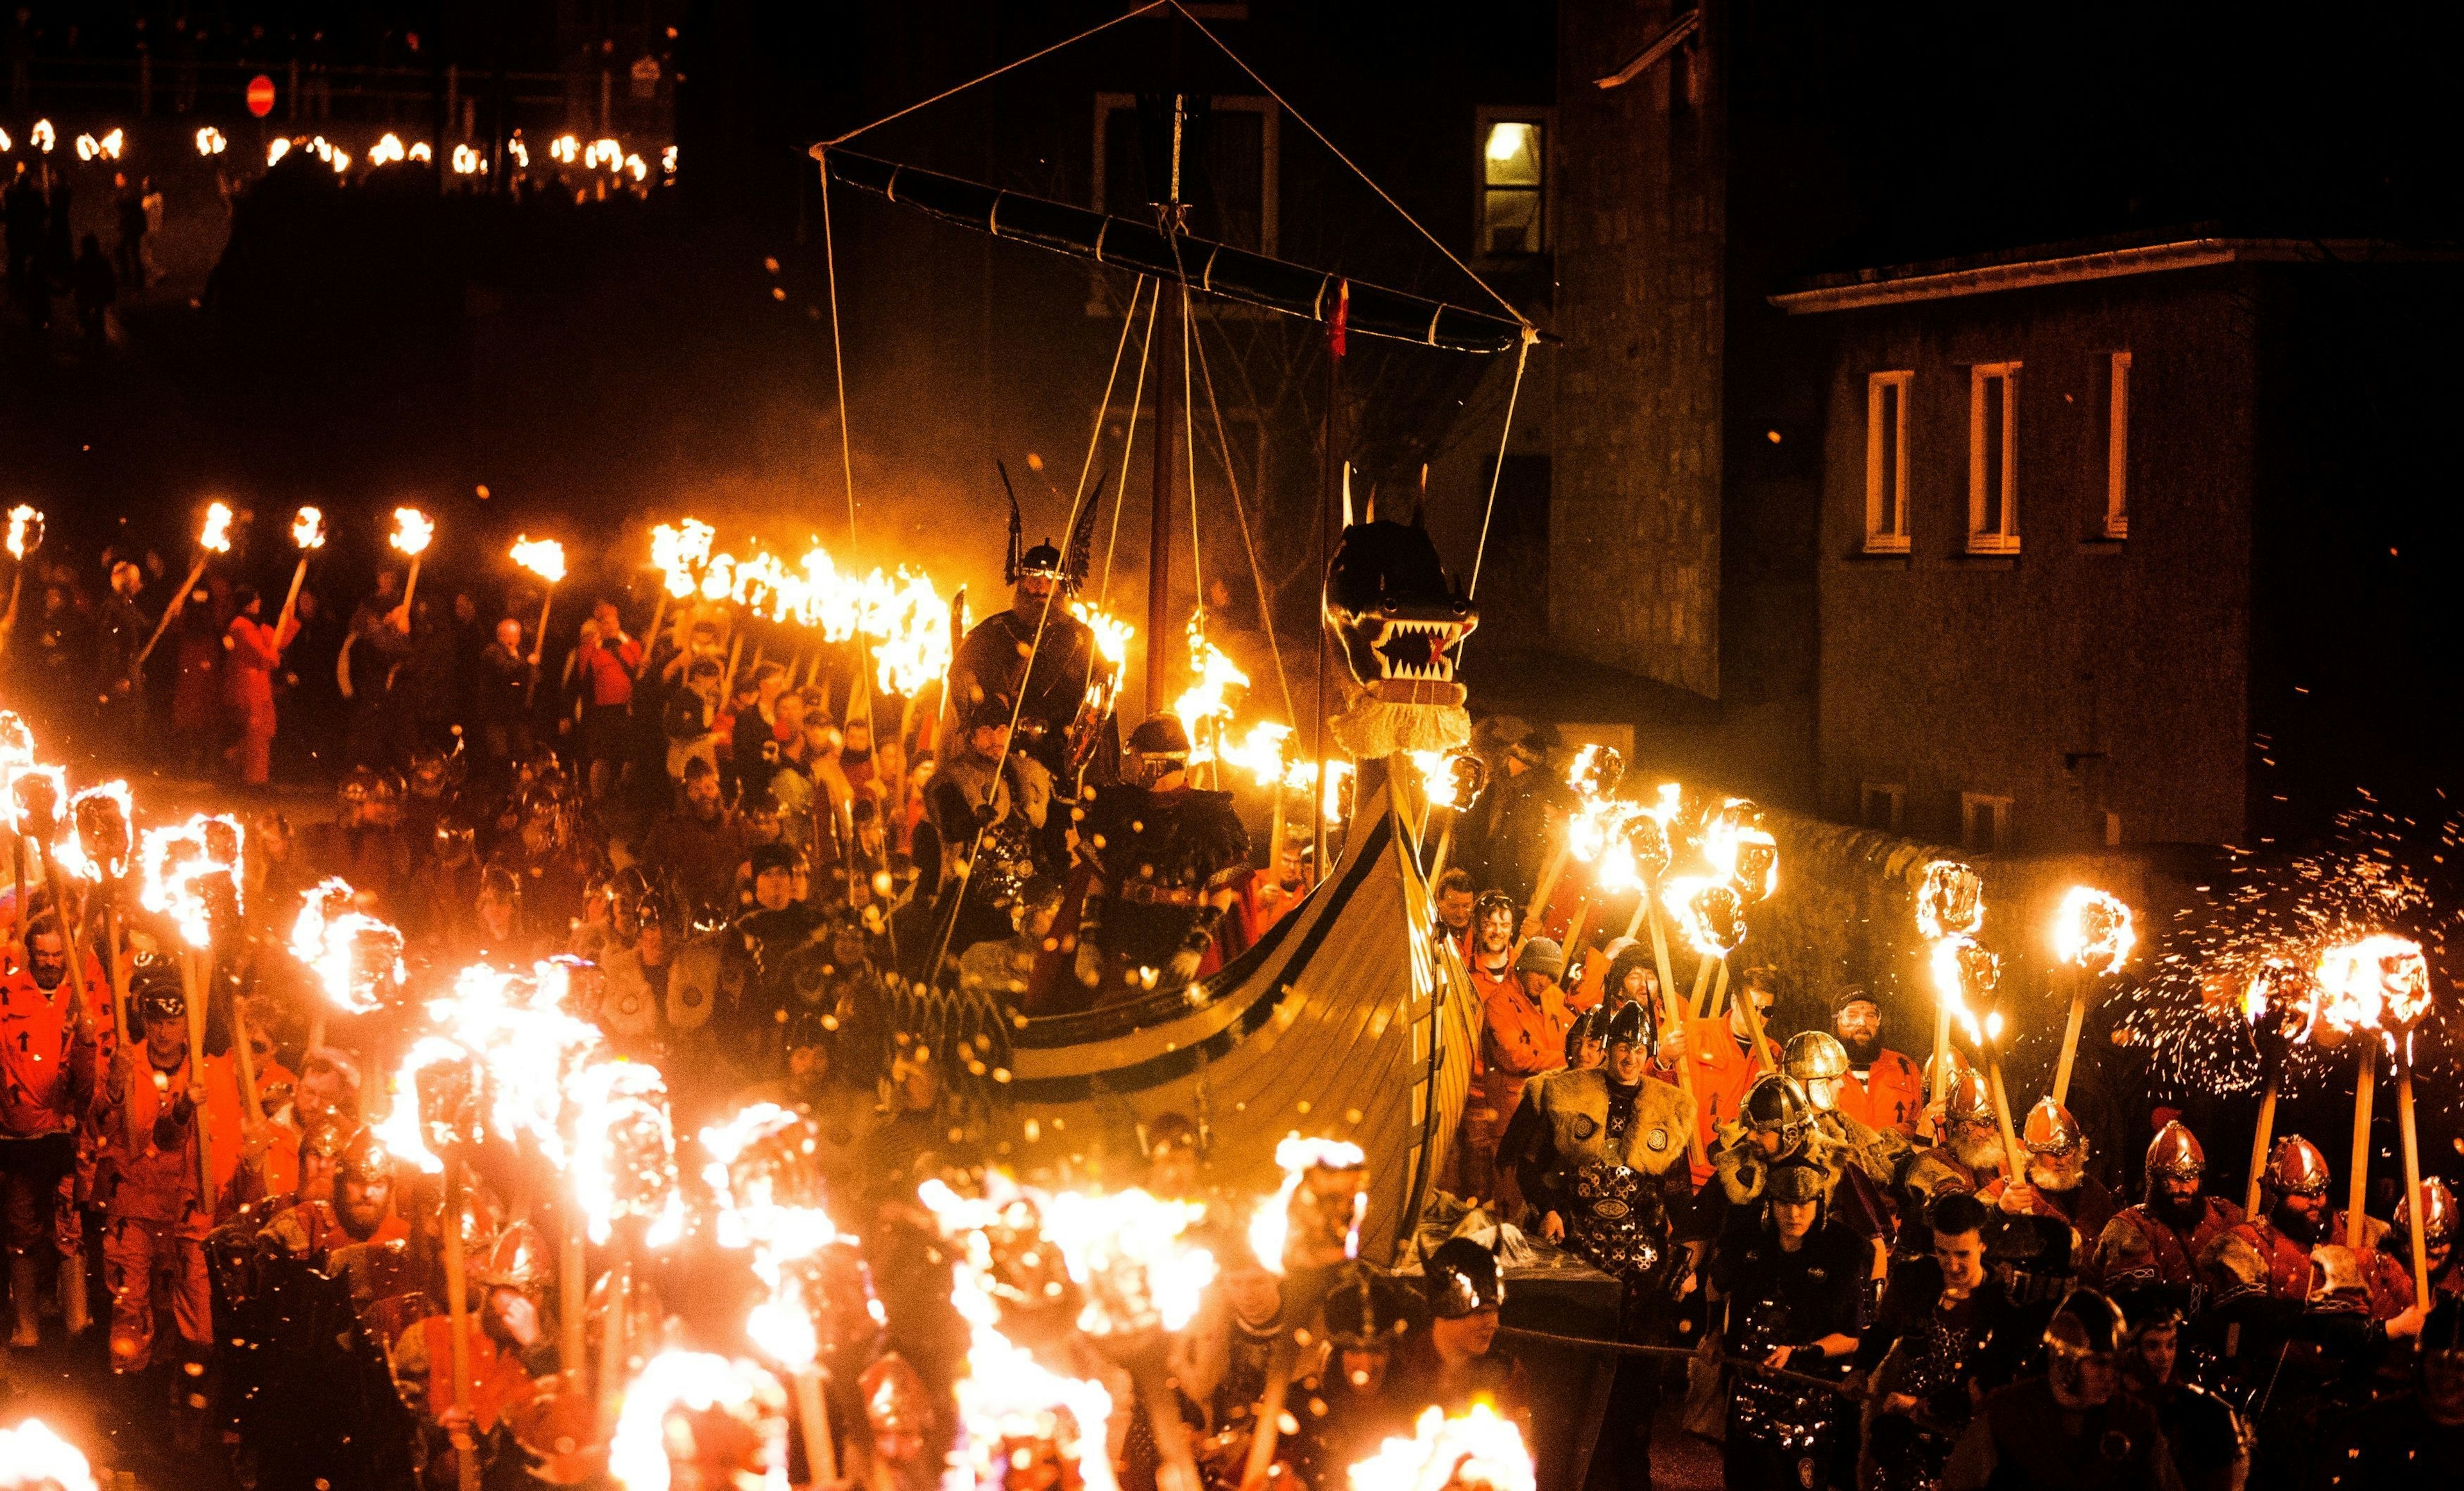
[[1417, 750, 1491, 890], [391, 506, 435, 621], [9, 764, 100, 1052], [1931, 934, 2026, 1184], [2048, 887, 2135, 1108], [702, 1104, 868, 1487], [573, 1061, 685, 1426], [2237, 957, 2318, 1214], [1915, 860, 1985, 1103], [509, 537, 566, 705], [1043, 1187, 1217, 1491], [1518, 745, 1621, 963], [58, 782, 135, 1042], [139, 814, 248, 1202], [1240, 1137, 1369, 1491], [2311, 936, 2433, 1286], [135, 499, 235, 667], [606, 1351, 789, 1491], [273, 506, 326, 644], [286, 877, 406, 1053], [640, 519, 715, 678], [1, 504, 44, 653]]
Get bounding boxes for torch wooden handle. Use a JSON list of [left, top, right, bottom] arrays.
[[441, 1160, 482, 1491], [2398, 1069, 2431, 1307], [273, 555, 310, 646], [1985, 1056, 2028, 1191], [2348, 1044, 2377, 1252], [2050, 966, 2091, 1110], [134, 556, 212, 668], [2244, 1080, 2279, 1218]]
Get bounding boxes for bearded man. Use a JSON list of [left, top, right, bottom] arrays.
[[2203, 1134, 2333, 1304], [1981, 1098, 2118, 1257], [2093, 1120, 2244, 1291], [1829, 986, 1926, 1137], [1900, 1071, 2006, 1251]]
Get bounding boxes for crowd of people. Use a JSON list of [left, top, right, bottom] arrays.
[[0, 523, 2454, 1491], [1418, 759, 2464, 1491]]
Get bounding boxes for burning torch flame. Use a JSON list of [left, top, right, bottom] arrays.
[[1916, 859, 1984, 940], [2313, 935, 2432, 1038], [869, 568, 949, 697], [1701, 798, 1779, 902], [1248, 1135, 1367, 1277], [1041, 1187, 1218, 1336], [368, 1034, 475, 1175], [452, 145, 484, 175], [286, 878, 406, 1015], [2053, 886, 2136, 976], [199, 501, 234, 555], [3, 764, 64, 838], [0, 1417, 100, 1491], [572, 1060, 685, 1246], [55, 780, 135, 883], [389, 507, 434, 557], [370, 133, 406, 166], [651, 519, 717, 599], [425, 963, 607, 1171], [1662, 875, 1747, 958], [606, 1351, 789, 1491], [138, 815, 246, 949], [1348, 1404, 1535, 1491], [6, 505, 42, 561], [1174, 612, 1251, 768], [196, 126, 227, 156], [509, 536, 567, 584], [292, 507, 327, 549], [1930, 933, 1999, 1046]]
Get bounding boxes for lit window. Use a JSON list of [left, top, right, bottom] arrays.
[[2105, 351, 2130, 539], [1968, 362, 2020, 553], [1960, 793, 2012, 853], [1478, 116, 1544, 257], [1865, 371, 1912, 553]]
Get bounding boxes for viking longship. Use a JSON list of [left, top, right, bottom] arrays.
[[796, 13, 1535, 1262]]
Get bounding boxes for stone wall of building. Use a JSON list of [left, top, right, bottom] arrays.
[[1550, 0, 1728, 698]]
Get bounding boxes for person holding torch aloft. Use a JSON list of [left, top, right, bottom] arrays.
[[220, 584, 299, 788], [95, 960, 217, 1446]]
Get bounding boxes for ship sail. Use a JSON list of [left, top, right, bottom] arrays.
[[816, 147, 1529, 355]]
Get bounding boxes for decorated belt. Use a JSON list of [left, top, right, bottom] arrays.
[[1120, 883, 1201, 908]]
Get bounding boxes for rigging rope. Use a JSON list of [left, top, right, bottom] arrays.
[[824, 1, 1168, 148], [1190, 309, 1300, 734], [1164, 0, 1532, 331], [1464, 329, 1537, 606], [1179, 285, 1206, 662], [1073, 275, 1150, 515], [1101, 279, 1164, 601]]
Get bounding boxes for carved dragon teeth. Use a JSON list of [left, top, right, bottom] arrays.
[[1369, 617, 1469, 683]]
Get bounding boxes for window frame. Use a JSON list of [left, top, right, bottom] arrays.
[[1960, 792, 2013, 853], [1859, 782, 1906, 833], [2104, 350, 2131, 540], [1864, 370, 1913, 554], [1967, 361, 2021, 554], [1091, 92, 1279, 258], [1473, 105, 1552, 262]]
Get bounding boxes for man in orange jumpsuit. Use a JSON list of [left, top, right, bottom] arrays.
[[221, 584, 300, 788], [1, 913, 100, 1345], [1675, 968, 1782, 1184], [96, 961, 214, 1438], [1828, 986, 1926, 1138], [1452, 890, 1521, 1202], [1471, 936, 1571, 1214]]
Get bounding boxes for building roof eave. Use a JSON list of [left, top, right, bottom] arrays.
[[1767, 237, 2464, 315]]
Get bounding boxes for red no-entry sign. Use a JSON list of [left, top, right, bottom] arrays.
[[247, 74, 277, 118]]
